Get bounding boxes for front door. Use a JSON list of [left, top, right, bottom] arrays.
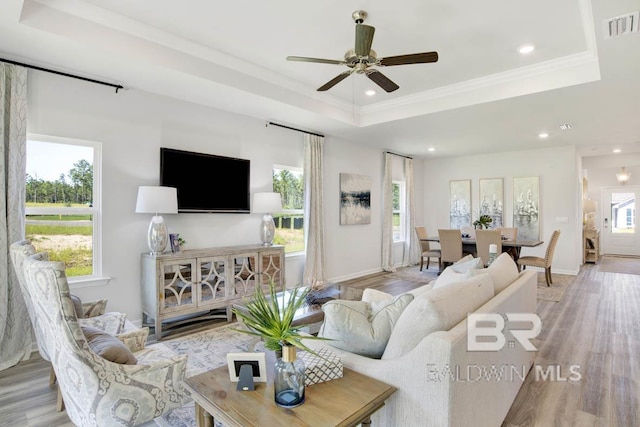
[[601, 186, 640, 256]]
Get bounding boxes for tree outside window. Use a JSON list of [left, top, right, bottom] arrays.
[[392, 181, 406, 242], [273, 166, 304, 253], [25, 136, 101, 279]]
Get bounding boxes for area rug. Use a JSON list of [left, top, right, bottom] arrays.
[[384, 265, 438, 283], [598, 256, 640, 275], [536, 272, 574, 302], [143, 323, 267, 427]]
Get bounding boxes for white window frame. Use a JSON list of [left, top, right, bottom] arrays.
[[26, 134, 108, 287], [273, 164, 305, 256], [392, 180, 407, 243]]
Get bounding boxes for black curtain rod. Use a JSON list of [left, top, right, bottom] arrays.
[[267, 121, 324, 138], [385, 150, 413, 160], [1, 57, 124, 93]]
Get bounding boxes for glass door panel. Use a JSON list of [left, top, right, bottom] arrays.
[[602, 187, 639, 256]]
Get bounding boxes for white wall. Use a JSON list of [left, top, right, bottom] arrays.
[[422, 146, 581, 274], [26, 72, 421, 322]]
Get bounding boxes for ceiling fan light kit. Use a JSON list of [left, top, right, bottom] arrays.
[[286, 10, 438, 93]]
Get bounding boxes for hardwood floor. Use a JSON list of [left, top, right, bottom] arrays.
[[1, 260, 638, 426]]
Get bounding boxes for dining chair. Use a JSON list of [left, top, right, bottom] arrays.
[[517, 230, 561, 286], [475, 229, 502, 267], [438, 229, 464, 266], [415, 226, 441, 270]]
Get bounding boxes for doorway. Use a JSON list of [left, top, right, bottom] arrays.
[[601, 186, 640, 256]]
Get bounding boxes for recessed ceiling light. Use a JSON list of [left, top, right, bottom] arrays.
[[613, 148, 622, 153], [538, 132, 549, 139], [518, 44, 535, 54], [365, 90, 376, 96], [428, 147, 435, 152]]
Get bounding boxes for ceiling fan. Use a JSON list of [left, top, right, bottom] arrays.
[[286, 10, 438, 93]]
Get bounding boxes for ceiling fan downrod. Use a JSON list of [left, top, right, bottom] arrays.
[[352, 10, 368, 24]]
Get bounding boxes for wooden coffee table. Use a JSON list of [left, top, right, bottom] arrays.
[[183, 361, 397, 427]]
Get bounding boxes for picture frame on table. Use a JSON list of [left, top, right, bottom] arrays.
[[227, 352, 267, 383]]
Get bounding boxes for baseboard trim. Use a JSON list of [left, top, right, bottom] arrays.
[[329, 267, 384, 283]]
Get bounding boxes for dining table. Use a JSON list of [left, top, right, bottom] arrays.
[[421, 235, 543, 265]]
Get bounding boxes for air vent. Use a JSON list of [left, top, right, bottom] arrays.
[[559, 124, 572, 131], [603, 11, 639, 39]]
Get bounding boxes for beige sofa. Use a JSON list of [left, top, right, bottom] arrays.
[[305, 258, 538, 427]]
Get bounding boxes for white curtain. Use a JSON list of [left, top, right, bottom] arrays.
[[302, 134, 326, 289], [402, 157, 420, 266], [381, 152, 395, 272], [0, 63, 31, 371]]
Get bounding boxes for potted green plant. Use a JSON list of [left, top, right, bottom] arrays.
[[473, 214, 493, 229], [232, 282, 328, 408]]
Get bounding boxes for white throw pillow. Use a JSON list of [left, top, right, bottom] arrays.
[[361, 288, 394, 313], [433, 256, 483, 289], [319, 293, 414, 359], [451, 256, 483, 273], [382, 273, 495, 360], [469, 252, 519, 293]]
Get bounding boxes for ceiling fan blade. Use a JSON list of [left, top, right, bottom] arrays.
[[366, 70, 399, 93], [317, 71, 352, 91], [379, 51, 439, 67], [355, 24, 375, 56], [287, 56, 345, 65]]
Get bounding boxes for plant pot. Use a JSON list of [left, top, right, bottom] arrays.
[[274, 345, 305, 408]]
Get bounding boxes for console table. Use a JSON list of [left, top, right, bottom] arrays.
[[583, 229, 600, 264], [141, 245, 285, 339]]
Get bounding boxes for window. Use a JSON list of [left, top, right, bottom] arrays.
[[392, 181, 406, 242], [25, 134, 103, 283], [273, 166, 304, 254]]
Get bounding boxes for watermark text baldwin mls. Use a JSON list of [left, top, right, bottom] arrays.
[[426, 364, 581, 382]]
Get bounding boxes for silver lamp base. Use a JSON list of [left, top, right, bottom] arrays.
[[148, 215, 169, 255], [259, 213, 275, 246]]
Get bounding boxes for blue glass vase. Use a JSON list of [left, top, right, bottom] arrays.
[[274, 345, 305, 408]]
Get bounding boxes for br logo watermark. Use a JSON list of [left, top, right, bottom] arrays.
[[467, 313, 541, 352]]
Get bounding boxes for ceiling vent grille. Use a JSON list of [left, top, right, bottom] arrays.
[[603, 11, 639, 39]]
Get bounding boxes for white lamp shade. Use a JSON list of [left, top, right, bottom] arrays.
[[135, 186, 178, 214], [253, 192, 282, 214], [583, 199, 597, 213]]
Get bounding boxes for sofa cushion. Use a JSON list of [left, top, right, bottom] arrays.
[[82, 326, 137, 365], [361, 288, 394, 313], [433, 256, 483, 289], [469, 252, 520, 293], [381, 273, 495, 360], [450, 255, 483, 273], [319, 293, 414, 359]]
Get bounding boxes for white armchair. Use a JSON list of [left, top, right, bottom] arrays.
[[19, 250, 189, 426]]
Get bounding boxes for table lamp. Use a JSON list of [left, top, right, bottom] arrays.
[[135, 186, 178, 255], [583, 199, 597, 230], [253, 192, 282, 246]]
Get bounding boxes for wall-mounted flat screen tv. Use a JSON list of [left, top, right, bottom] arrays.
[[160, 147, 250, 213]]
